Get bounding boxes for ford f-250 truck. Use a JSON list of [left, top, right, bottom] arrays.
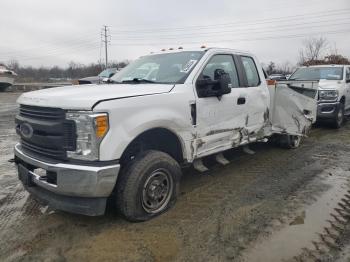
[[289, 64, 350, 128], [14, 48, 318, 221]]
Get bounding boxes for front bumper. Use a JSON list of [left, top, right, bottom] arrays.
[[317, 101, 340, 120], [14, 143, 120, 216]]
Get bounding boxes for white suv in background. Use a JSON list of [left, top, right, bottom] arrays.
[[289, 65, 350, 128]]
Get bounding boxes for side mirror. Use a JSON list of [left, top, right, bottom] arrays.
[[102, 77, 111, 84], [196, 69, 231, 98], [214, 69, 231, 95], [346, 79, 350, 83]]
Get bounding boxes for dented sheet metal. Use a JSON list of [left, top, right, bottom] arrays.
[[194, 85, 270, 159], [270, 81, 318, 136]]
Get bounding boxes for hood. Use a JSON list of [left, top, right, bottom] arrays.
[[318, 79, 343, 90], [79, 76, 100, 83], [17, 83, 174, 110], [287, 79, 342, 91]]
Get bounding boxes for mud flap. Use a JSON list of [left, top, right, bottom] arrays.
[[270, 81, 318, 136]]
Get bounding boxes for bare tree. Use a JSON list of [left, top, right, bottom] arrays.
[[265, 61, 275, 75], [279, 61, 294, 74], [298, 37, 329, 65], [6, 59, 20, 71]]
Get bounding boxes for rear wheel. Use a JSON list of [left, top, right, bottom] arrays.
[[116, 150, 181, 222], [273, 134, 302, 149]]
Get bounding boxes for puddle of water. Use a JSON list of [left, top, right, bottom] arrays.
[[242, 169, 350, 262]]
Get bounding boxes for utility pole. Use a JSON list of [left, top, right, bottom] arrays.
[[101, 25, 110, 69]]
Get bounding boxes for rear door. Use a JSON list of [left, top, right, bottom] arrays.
[[270, 81, 318, 135], [238, 55, 270, 137]]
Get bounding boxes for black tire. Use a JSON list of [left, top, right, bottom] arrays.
[[332, 103, 345, 129], [116, 150, 181, 222], [273, 134, 302, 149]]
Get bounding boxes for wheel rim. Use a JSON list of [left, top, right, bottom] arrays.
[[291, 136, 301, 148], [142, 168, 173, 214]]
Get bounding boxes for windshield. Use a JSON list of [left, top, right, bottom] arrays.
[[111, 51, 204, 84], [98, 68, 116, 78], [290, 67, 344, 81]]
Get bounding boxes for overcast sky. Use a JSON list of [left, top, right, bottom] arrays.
[[0, 0, 349, 68]]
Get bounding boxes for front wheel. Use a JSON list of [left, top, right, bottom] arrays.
[[116, 150, 181, 222], [332, 103, 345, 129]]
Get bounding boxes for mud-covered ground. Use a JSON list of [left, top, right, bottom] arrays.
[[1, 92, 350, 262]]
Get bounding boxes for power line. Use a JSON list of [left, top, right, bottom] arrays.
[[0, 33, 99, 55], [108, 20, 350, 41], [2, 44, 101, 61], [109, 8, 350, 34], [2, 9, 348, 57], [108, 28, 350, 47], [105, 0, 325, 30]]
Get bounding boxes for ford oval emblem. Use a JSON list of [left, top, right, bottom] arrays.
[[20, 123, 34, 139]]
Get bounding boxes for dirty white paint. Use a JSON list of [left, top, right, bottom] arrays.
[[16, 48, 318, 163], [270, 81, 318, 136]]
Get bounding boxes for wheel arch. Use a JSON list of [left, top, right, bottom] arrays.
[[340, 95, 346, 104], [119, 127, 186, 166]]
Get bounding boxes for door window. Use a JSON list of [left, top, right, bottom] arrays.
[[200, 55, 240, 88], [241, 56, 260, 87], [346, 67, 350, 81]]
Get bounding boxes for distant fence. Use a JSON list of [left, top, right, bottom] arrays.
[[4, 82, 73, 92]]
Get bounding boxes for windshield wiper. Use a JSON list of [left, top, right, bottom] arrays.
[[108, 79, 121, 83], [122, 78, 156, 84]]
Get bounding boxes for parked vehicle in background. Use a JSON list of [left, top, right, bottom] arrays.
[[78, 68, 118, 85], [289, 65, 350, 128], [0, 65, 17, 91], [268, 74, 287, 81], [14, 48, 318, 221]]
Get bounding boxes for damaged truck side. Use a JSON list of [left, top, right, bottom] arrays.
[[14, 48, 318, 221]]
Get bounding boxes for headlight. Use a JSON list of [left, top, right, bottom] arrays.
[[66, 111, 109, 161], [319, 90, 338, 101]]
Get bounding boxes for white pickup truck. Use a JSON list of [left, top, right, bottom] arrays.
[[14, 48, 318, 221], [289, 64, 350, 128]]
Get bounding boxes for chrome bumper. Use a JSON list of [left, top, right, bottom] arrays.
[[14, 143, 120, 198]]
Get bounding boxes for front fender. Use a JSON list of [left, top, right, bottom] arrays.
[[95, 92, 195, 161]]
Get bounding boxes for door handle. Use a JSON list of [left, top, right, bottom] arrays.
[[237, 97, 246, 105]]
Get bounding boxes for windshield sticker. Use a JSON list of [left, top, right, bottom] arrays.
[[181, 60, 197, 73], [326, 74, 341, 79]]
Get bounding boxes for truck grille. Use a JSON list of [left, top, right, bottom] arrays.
[[21, 140, 67, 159], [16, 105, 76, 161], [19, 104, 65, 120]]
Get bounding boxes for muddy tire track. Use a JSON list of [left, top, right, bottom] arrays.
[[0, 92, 350, 261]]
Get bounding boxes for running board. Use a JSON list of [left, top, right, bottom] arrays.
[[243, 145, 255, 155], [193, 158, 209, 173], [215, 153, 230, 165]]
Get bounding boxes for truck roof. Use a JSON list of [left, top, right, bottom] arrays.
[[148, 47, 254, 56], [300, 64, 347, 68]]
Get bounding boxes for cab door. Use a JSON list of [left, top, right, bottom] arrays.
[[270, 81, 318, 135], [194, 54, 247, 158]]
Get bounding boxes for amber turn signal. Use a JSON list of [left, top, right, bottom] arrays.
[[266, 79, 276, 86], [95, 115, 109, 138]]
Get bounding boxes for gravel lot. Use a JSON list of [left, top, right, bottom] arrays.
[[1, 92, 350, 262]]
